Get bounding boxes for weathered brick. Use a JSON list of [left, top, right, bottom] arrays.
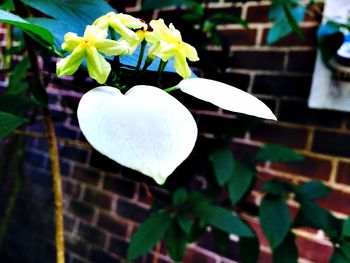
[[270, 156, 332, 181], [296, 236, 333, 263], [183, 248, 217, 263], [219, 28, 258, 46], [287, 50, 317, 73], [73, 165, 101, 185], [65, 235, 89, 258], [116, 199, 150, 223], [62, 179, 81, 198], [84, 187, 112, 210], [108, 236, 128, 258], [68, 200, 95, 222], [103, 175, 136, 198], [317, 190, 350, 214], [250, 123, 308, 149], [253, 74, 312, 98], [246, 4, 270, 23], [230, 51, 285, 70], [279, 100, 344, 128], [336, 161, 350, 185], [312, 131, 350, 158], [97, 212, 128, 237], [78, 223, 106, 246], [90, 248, 121, 263]]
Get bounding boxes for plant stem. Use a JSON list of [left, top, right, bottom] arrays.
[[22, 27, 65, 263], [136, 40, 147, 72], [109, 28, 120, 70], [163, 86, 179, 93]]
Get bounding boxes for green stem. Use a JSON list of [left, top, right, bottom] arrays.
[[109, 28, 120, 70], [136, 40, 147, 72], [163, 86, 179, 93], [157, 60, 168, 74]]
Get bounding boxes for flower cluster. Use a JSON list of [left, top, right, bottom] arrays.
[[56, 12, 199, 83]]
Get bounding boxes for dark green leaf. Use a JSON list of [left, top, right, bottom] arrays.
[[177, 213, 193, 234], [0, 94, 39, 116], [262, 180, 294, 196], [212, 227, 230, 252], [272, 232, 298, 263], [194, 203, 253, 237], [209, 147, 234, 186], [254, 144, 304, 163], [239, 235, 259, 263], [228, 162, 255, 204], [260, 194, 291, 249], [142, 0, 192, 10], [0, 10, 54, 44], [282, 4, 303, 38], [166, 220, 187, 262], [127, 210, 172, 260], [0, 112, 27, 139], [330, 244, 350, 263], [296, 181, 331, 201], [342, 217, 350, 238], [173, 187, 188, 207], [0, 0, 14, 11], [6, 56, 30, 95]]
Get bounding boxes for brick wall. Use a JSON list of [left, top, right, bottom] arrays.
[[1, 1, 350, 263]]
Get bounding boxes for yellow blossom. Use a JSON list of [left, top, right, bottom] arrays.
[[57, 25, 130, 84], [94, 12, 147, 44], [145, 19, 199, 79]]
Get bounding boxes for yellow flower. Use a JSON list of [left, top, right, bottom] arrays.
[[57, 25, 130, 84], [94, 12, 147, 44], [145, 19, 199, 79]]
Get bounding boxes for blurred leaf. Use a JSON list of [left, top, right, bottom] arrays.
[[194, 203, 253, 237], [0, 112, 27, 139], [260, 194, 291, 249], [342, 217, 350, 238], [267, 5, 305, 44], [262, 180, 294, 196], [166, 220, 187, 262], [0, 10, 54, 44], [173, 187, 188, 207], [228, 161, 255, 204], [208, 13, 248, 29], [239, 236, 259, 263], [330, 243, 350, 263], [272, 232, 298, 263], [0, 94, 39, 116], [127, 210, 172, 260], [209, 146, 234, 186], [142, 0, 192, 10], [296, 181, 331, 201], [6, 56, 30, 95], [0, 0, 14, 11], [177, 213, 193, 234], [254, 144, 304, 163]]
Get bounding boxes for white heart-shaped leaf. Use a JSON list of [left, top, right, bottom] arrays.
[[177, 78, 277, 120], [77, 85, 198, 185]]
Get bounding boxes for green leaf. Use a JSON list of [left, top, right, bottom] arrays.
[[209, 146, 234, 186], [342, 217, 350, 238], [6, 56, 30, 95], [254, 144, 304, 163], [262, 180, 294, 196], [330, 243, 350, 263], [173, 187, 188, 207], [193, 203, 253, 237], [0, 94, 39, 116], [296, 181, 331, 201], [166, 220, 188, 262], [239, 236, 259, 263], [127, 210, 172, 260], [0, 10, 54, 44], [0, 112, 27, 139], [282, 4, 303, 38], [177, 213, 193, 234], [142, 0, 192, 10], [228, 162, 255, 204], [272, 232, 298, 263], [0, 0, 14, 11], [267, 6, 305, 44], [260, 194, 291, 250]]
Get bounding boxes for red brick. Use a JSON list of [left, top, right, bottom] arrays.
[[270, 156, 332, 181], [219, 28, 257, 46], [73, 165, 101, 185], [250, 123, 309, 149], [97, 213, 128, 237], [336, 161, 350, 185], [246, 4, 270, 23], [83, 187, 112, 210], [183, 248, 217, 263], [230, 50, 285, 70], [62, 179, 81, 198], [317, 190, 350, 214], [296, 236, 333, 263], [68, 200, 95, 222]]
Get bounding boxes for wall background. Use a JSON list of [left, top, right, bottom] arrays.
[[1, 1, 350, 262]]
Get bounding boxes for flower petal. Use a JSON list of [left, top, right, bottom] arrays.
[[61, 32, 82, 52], [177, 78, 277, 120], [183, 43, 199, 62], [86, 46, 111, 84], [77, 85, 198, 184], [174, 50, 191, 79], [95, 39, 130, 56], [56, 45, 85, 77], [84, 25, 108, 41], [152, 42, 177, 62]]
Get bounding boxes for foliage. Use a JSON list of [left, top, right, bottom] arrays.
[[0, 1, 346, 263]]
